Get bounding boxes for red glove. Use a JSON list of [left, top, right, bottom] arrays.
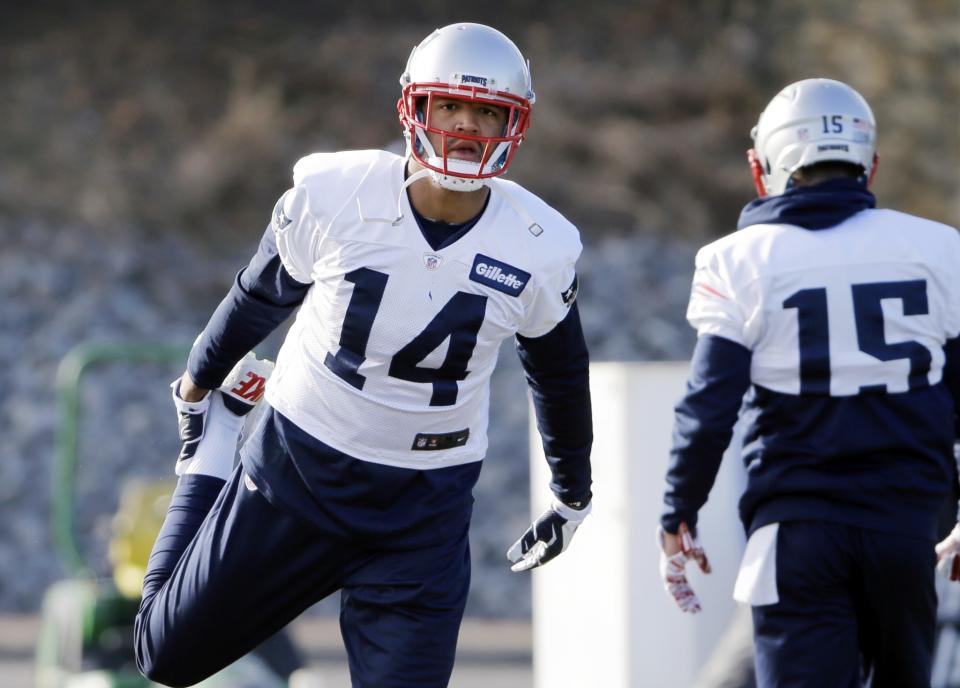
[[658, 522, 711, 613], [936, 523, 960, 581]]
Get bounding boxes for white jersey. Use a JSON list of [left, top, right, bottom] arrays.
[[688, 209, 960, 396], [264, 150, 581, 469]]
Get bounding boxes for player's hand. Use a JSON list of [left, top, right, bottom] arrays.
[[936, 523, 960, 581], [171, 374, 211, 473], [658, 521, 711, 613], [507, 498, 591, 572]]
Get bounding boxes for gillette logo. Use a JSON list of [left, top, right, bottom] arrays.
[[470, 255, 530, 296]]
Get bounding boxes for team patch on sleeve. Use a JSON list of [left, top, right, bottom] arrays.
[[561, 273, 579, 306], [272, 191, 293, 231], [469, 254, 530, 296]]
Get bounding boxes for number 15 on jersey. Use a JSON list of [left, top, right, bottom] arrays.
[[783, 278, 933, 394]]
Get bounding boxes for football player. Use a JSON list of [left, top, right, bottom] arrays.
[[656, 78, 960, 686], [135, 23, 593, 688]]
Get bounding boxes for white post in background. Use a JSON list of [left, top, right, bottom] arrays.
[[530, 362, 748, 688]]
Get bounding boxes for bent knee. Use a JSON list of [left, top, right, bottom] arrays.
[[137, 661, 197, 688], [137, 652, 199, 688], [136, 628, 208, 688]]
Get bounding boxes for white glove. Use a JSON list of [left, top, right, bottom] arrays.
[[172, 351, 274, 474], [937, 523, 960, 581], [507, 498, 591, 572], [657, 522, 711, 613]]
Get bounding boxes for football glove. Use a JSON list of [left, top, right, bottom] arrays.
[[657, 521, 711, 614], [171, 380, 210, 471], [507, 497, 591, 573], [936, 522, 960, 581], [172, 352, 274, 475]]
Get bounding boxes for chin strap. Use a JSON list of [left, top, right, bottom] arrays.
[[356, 168, 432, 226], [490, 180, 543, 237]]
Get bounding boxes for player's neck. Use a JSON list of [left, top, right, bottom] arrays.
[[407, 162, 490, 224]]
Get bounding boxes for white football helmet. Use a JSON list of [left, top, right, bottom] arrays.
[[398, 23, 535, 192], [748, 78, 878, 196]]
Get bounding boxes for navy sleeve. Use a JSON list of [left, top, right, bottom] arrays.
[[187, 226, 311, 389], [516, 302, 593, 507], [946, 336, 960, 437], [661, 334, 752, 534]]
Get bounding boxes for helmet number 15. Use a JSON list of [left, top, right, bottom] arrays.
[[784, 279, 932, 393], [821, 114, 843, 134]]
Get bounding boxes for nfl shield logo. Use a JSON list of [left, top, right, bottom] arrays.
[[423, 253, 442, 270]]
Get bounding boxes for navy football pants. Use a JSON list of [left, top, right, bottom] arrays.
[[135, 467, 472, 688], [751, 520, 936, 688]]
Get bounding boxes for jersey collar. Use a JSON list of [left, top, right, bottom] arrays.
[[737, 178, 876, 231]]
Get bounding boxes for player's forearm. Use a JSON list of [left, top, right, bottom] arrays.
[[188, 271, 289, 388], [535, 391, 592, 506], [188, 226, 310, 389], [517, 303, 593, 505], [661, 334, 751, 532]]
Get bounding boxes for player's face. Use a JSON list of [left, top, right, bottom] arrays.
[[424, 97, 509, 164]]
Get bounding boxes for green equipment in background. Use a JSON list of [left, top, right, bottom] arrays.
[[36, 342, 307, 688]]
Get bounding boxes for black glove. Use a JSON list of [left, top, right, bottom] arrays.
[[171, 351, 273, 475], [506, 498, 591, 572], [170, 380, 211, 473]]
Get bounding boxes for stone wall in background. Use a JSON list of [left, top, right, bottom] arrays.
[[1, 0, 956, 242]]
